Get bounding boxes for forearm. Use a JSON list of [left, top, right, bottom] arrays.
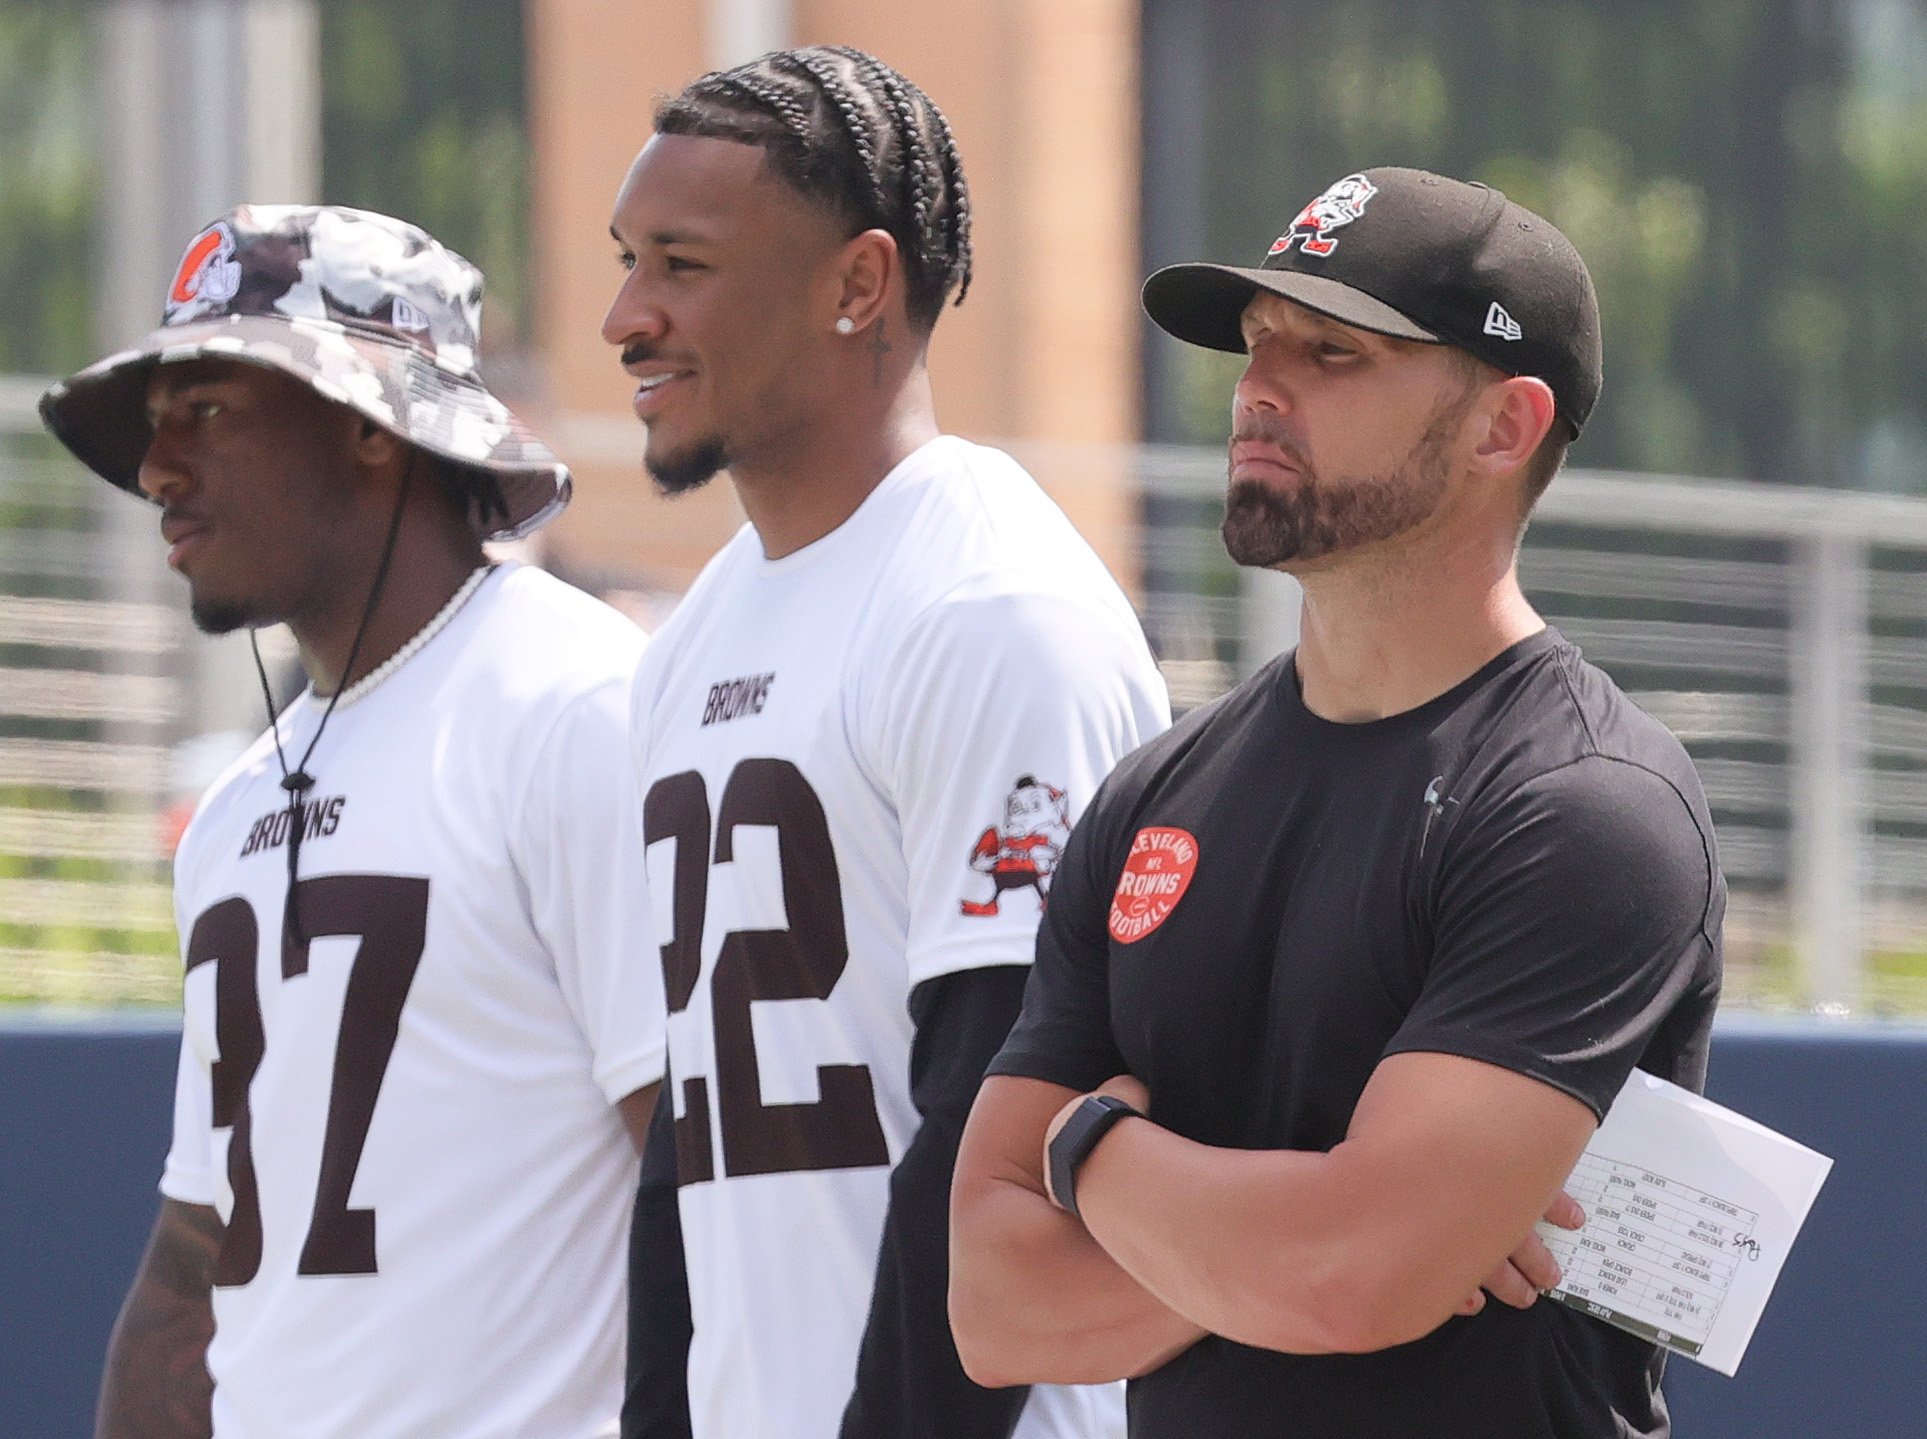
[[1074, 1121, 1387, 1353], [950, 1077, 1204, 1387], [96, 1199, 221, 1439], [950, 1164, 1206, 1385], [1071, 1058, 1591, 1355]]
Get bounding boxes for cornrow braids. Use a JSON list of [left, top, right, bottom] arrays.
[[653, 45, 973, 331], [853, 56, 938, 274], [778, 49, 884, 193]]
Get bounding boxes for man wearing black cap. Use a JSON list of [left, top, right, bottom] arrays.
[[47, 205, 665, 1438], [951, 168, 1724, 1437]]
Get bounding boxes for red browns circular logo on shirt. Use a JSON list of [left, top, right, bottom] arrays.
[[1108, 827, 1199, 943]]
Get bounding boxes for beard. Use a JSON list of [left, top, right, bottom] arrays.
[[1221, 403, 1461, 569], [646, 433, 728, 497], [189, 592, 255, 636]]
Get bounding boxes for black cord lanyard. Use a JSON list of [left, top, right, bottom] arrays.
[[247, 464, 412, 961]]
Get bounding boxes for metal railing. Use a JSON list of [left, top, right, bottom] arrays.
[[1138, 446, 1927, 1017], [5, 388, 1925, 1017], [0, 377, 181, 1006]]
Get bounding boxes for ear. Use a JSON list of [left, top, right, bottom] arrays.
[[830, 227, 901, 333], [1467, 376, 1558, 480], [351, 416, 405, 471]]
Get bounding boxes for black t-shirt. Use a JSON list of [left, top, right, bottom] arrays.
[[989, 628, 1724, 1439]]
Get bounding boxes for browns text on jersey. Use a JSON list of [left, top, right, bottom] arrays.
[[701, 672, 775, 725], [237, 794, 345, 858]]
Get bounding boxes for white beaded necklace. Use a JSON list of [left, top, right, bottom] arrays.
[[313, 562, 494, 711]]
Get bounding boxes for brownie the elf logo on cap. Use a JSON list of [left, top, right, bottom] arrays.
[[1268, 173, 1379, 259], [1109, 826, 1199, 943], [165, 222, 243, 323]]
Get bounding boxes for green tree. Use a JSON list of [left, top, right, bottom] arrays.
[[1146, 0, 1927, 494], [0, 0, 92, 375], [321, 0, 530, 354]]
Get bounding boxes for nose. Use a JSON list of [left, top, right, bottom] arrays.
[[1232, 340, 1296, 422], [135, 419, 192, 503], [601, 269, 668, 353]]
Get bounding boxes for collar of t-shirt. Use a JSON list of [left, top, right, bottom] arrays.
[[754, 434, 962, 578], [283, 562, 512, 734], [1277, 625, 1565, 740]]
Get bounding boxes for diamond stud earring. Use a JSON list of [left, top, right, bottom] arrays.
[[835, 317, 856, 335]]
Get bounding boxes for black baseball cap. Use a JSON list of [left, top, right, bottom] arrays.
[[1142, 167, 1602, 435]]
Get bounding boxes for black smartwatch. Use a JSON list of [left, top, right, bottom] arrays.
[[1048, 1093, 1143, 1218]]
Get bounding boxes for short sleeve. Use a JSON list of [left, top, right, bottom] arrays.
[[1385, 754, 1720, 1120], [513, 675, 667, 1103], [983, 782, 1131, 1094], [160, 968, 219, 1205], [868, 588, 1168, 990]]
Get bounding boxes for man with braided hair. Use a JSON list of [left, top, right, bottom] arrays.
[[605, 46, 1163, 1439]]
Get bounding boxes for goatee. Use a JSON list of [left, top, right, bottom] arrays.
[[190, 595, 253, 635], [1221, 405, 1459, 568], [646, 435, 728, 497]]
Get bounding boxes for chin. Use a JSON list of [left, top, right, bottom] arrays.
[[189, 600, 255, 636], [186, 584, 266, 637], [645, 432, 729, 497]]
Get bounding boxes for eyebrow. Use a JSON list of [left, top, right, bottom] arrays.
[[143, 370, 227, 415], [1245, 306, 1376, 345], [609, 224, 720, 248], [143, 387, 187, 423]]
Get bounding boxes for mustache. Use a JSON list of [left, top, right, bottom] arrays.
[[1228, 413, 1312, 472], [622, 342, 697, 369]]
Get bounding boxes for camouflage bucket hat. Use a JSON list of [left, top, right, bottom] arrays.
[[39, 204, 569, 542]]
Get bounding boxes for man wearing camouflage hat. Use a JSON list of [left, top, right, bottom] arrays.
[[46, 205, 664, 1439]]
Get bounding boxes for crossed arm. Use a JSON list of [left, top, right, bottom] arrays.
[[948, 1051, 1593, 1387]]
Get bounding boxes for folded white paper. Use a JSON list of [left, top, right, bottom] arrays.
[[1532, 1067, 1832, 1376]]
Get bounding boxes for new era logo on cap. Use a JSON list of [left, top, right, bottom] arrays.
[[392, 296, 431, 332], [1483, 301, 1522, 342]]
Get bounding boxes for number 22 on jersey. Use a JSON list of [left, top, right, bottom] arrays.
[[184, 875, 429, 1286], [645, 758, 889, 1185]]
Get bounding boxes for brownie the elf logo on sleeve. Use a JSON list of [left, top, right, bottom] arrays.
[[961, 775, 1070, 916], [1108, 826, 1199, 943]]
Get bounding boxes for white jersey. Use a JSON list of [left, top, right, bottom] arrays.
[[161, 563, 665, 1439], [630, 436, 1170, 1439]]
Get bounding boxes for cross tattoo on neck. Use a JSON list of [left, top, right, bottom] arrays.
[[868, 317, 893, 387]]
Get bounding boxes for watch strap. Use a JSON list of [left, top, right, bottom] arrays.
[[1048, 1093, 1142, 1218]]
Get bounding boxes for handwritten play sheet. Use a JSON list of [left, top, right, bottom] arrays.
[[1533, 1068, 1832, 1376]]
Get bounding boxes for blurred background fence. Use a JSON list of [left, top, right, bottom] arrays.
[[0, 380, 180, 1007], [9, 387, 1927, 1017], [1140, 448, 1927, 1017]]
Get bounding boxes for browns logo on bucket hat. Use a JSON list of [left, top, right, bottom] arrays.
[[40, 204, 569, 541], [1141, 166, 1603, 436]]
